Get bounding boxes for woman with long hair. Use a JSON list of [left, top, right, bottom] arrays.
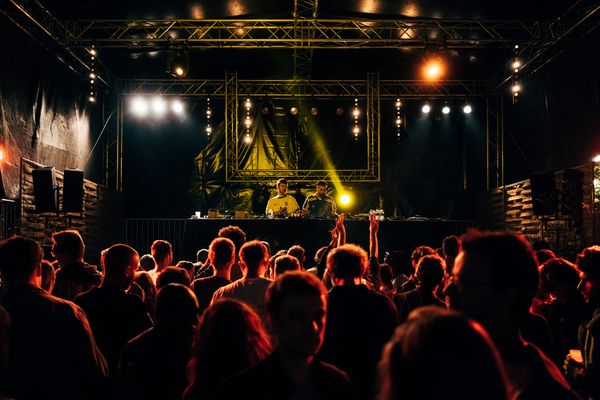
[[183, 299, 272, 400]]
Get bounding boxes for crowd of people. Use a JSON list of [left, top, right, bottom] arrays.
[[0, 212, 599, 400]]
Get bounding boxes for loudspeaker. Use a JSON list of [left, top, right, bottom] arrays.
[[63, 169, 84, 213], [530, 172, 557, 216], [561, 169, 583, 217], [32, 167, 57, 213]]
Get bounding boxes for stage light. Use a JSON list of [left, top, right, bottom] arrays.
[[206, 125, 212, 135], [0, 149, 4, 162], [353, 109, 360, 118], [172, 100, 184, 114], [335, 107, 344, 116], [512, 83, 521, 93], [463, 104, 472, 114], [245, 99, 252, 109], [512, 59, 521, 70], [131, 96, 149, 117], [593, 154, 600, 163], [396, 118, 402, 126], [442, 105, 451, 114], [151, 96, 167, 116], [244, 117, 252, 127], [167, 47, 189, 78], [244, 134, 251, 144], [88, 95, 96, 103], [421, 103, 431, 114], [395, 99, 402, 108], [339, 193, 352, 206], [353, 126, 360, 134], [310, 107, 318, 116], [290, 107, 299, 116], [422, 58, 445, 81], [89, 72, 96, 79]]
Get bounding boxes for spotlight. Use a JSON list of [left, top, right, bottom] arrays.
[[167, 48, 189, 78], [310, 107, 318, 116], [245, 99, 252, 109], [88, 95, 96, 103], [151, 96, 167, 116], [335, 107, 344, 116], [206, 126, 212, 135], [395, 99, 402, 108], [244, 134, 251, 144], [353, 109, 360, 118], [512, 59, 521, 69], [339, 193, 352, 206], [442, 105, 451, 114], [353, 126, 360, 134], [594, 155, 600, 163], [89, 72, 96, 79], [172, 100, 184, 114], [395, 118, 402, 126], [422, 57, 445, 81], [421, 103, 431, 114], [290, 107, 299, 116], [131, 96, 149, 117], [462, 104, 472, 114], [512, 83, 521, 93], [244, 117, 252, 127]]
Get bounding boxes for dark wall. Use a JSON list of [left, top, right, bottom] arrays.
[[504, 29, 600, 182]]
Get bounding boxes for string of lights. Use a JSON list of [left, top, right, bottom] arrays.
[[352, 97, 360, 139], [244, 98, 252, 144], [511, 44, 521, 103], [88, 45, 97, 103], [206, 98, 212, 136]]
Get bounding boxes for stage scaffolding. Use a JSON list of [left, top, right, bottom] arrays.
[[4, 0, 595, 189], [108, 75, 500, 186]]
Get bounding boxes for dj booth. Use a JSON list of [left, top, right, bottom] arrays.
[[176, 218, 474, 263]]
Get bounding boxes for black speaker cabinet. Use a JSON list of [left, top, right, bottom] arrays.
[[63, 169, 84, 213], [561, 169, 584, 217], [530, 172, 557, 216], [32, 167, 57, 213]]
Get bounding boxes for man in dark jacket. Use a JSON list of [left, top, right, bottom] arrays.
[[51, 229, 102, 300]]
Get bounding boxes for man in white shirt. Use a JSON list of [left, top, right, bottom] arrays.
[[265, 178, 299, 216], [211, 240, 272, 321]]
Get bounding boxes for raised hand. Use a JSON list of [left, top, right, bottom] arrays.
[[369, 211, 379, 235]]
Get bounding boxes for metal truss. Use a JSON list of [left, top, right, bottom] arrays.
[[0, 0, 110, 84], [486, 95, 504, 190], [117, 78, 492, 99], [293, 0, 318, 80], [66, 18, 569, 49], [367, 71, 380, 181], [496, 0, 600, 88], [225, 72, 239, 182], [220, 72, 380, 183]]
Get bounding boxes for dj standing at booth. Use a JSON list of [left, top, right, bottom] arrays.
[[303, 180, 337, 218], [265, 178, 299, 216]]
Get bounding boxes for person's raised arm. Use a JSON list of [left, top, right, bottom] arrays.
[[316, 227, 338, 279], [367, 211, 382, 291], [335, 213, 346, 247], [369, 211, 379, 260]]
